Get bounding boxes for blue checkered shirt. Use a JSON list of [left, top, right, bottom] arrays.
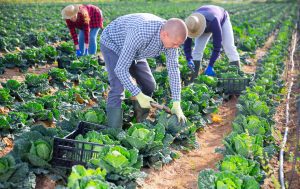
[[100, 13, 181, 101]]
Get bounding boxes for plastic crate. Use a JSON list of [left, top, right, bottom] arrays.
[[218, 77, 251, 95], [51, 121, 107, 168]]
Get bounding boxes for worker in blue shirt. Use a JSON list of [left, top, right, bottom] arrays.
[[184, 5, 240, 81]]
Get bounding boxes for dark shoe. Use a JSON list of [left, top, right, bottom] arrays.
[[229, 61, 241, 69], [190, 60, 201, 82], [97, 55, 105, 66], [106, 107, 123, 129], [133, 100, 150, 123]]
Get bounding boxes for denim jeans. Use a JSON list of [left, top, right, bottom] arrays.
[[78, 28, 100, 55]]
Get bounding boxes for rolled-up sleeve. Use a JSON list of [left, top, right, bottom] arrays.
[[114, 29, 143, 96], [165, 48, 181, 101]]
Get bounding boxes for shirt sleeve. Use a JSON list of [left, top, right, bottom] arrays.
[[66, 19, 78, 45], [114, 29, 143, 96], [165, 48, 181, 101], [209, 19, 222, 66], [81, 14, 90, 44], [99, 9, 104, 29], [183, 37, 193, 61]]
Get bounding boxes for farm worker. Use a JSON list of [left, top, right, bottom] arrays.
[[61, 4, 103, 56], [184, 5, 240, 80], [100, 13, 187, 128]]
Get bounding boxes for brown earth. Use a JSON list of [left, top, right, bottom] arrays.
[[279, 32, 300, 189], [35, 175, 56, 189], [243, 32, 277, 74], [0, 64, 56, 84], [0, 137, 13, 157], [261, 30, 300, 189], [140, 98, 237, 189]]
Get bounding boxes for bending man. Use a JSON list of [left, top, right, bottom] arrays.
[[100, 13, 187, 128]]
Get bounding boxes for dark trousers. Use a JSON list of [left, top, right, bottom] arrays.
[[100, 44, 156, 108]]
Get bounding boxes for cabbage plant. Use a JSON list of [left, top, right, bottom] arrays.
[[67, 165, 109, 189]]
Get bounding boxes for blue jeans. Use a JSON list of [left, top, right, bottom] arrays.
[[79, 28, 100, 55], [100, 43, 156, 108]]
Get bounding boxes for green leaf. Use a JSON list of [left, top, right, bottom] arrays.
[[198, 169, 216, 189]]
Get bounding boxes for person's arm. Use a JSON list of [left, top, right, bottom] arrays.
[[166, 48, 187, 122], [114, 29, 143, 96], [209, 19, 222, 67], [81, 14, 90, 47], [183, 37, 193, 61], [66, 19, 79, 47], [99, 9, 104, 29], [165, 48, 181, 101]]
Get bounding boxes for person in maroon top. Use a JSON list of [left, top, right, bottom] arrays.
[[61, 4, 103, 56]]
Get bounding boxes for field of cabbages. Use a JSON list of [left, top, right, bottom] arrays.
[[0, 1, 300, 189]]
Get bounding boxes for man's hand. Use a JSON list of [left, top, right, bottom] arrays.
[[204, 66, 216, 76], [171, 101, 187, 123], [187, 60, 195, 72], [136, 92, 155, 108]]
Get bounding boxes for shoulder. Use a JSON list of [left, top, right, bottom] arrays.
[[86, 4, 100, 11], [78, 5, 89, 15]]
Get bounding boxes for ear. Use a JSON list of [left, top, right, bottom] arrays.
[[162, 30, 169, 38]]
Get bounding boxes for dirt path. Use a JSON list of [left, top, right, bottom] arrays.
[[0, 64, 56, 84], [243, 32, 277, 74], [284, 35, 300, 188], [261, 29, 300, 188], [140, 98, 237, 189]]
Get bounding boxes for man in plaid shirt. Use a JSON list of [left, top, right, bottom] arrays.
[[61, 4, 103, 56], [100, 13, 188, 128]]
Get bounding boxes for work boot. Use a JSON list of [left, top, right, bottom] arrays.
[[97, 55, 105, 66], [190, 60, 201, 82], [229, 60, 241, 69], [106, 107, 123, 129], [133, 100, 150, 123]]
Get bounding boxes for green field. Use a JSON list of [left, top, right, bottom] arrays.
[[0, 1, 299, 189]]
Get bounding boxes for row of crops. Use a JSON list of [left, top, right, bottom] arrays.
[[198, 15, 295, 189], [0, 2, 289, 54], [1, 2, 293, 75], [0, 1, 298, 189], [1, 1, 250, 51]]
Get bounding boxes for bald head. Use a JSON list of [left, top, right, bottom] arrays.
[[162, 18, 188, 41], [160, 18, 188, 49]]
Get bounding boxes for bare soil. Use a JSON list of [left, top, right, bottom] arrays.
[[35, 175, 56, 189], [243, 33, 277, 74], [0, 64, 57, 158], [262, 31, 300, 189], [140, 98, 237, 189], [0, 64, 56, 84], [0, 137, 13, 157]]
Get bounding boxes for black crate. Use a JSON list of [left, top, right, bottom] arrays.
[[51, 121, 108, 168], [218, 77, 251, 95]]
